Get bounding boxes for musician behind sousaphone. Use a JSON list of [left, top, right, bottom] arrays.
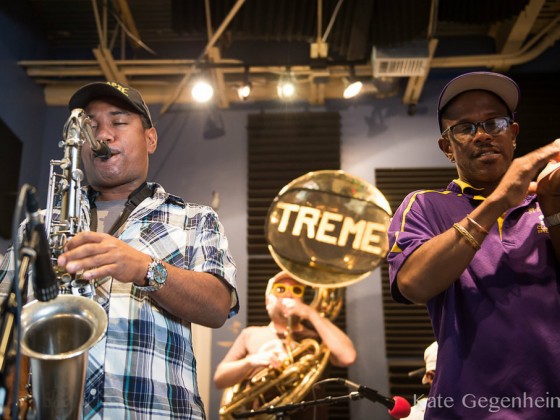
[[214, 271, 356, 418]]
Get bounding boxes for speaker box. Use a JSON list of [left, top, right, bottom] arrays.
[[0, 118, 22, 240]]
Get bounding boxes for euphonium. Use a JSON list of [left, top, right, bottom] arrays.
[[17, 108, 109, 419], [220, 170, 392, 419], [219, 287, 344, 420]]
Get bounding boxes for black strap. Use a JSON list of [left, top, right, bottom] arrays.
[[88, 182, 154, 236]]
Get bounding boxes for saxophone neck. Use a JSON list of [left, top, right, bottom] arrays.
[[64, 108, 111, 160]]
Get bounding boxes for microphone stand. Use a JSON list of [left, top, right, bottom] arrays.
[[231, 391, 363, 419], [0, 233, 36, 417]]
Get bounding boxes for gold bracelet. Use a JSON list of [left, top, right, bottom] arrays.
[[466, 216, 489, 235], [453, 223, 481, 250]]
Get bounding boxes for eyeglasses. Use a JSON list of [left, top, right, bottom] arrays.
[[441, 117, 513, 143], [271, 283, 305, 297]]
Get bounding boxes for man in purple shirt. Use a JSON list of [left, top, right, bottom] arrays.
[[388, 72, 560, 419]]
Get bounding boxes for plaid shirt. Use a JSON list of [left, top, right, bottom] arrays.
[[0, 183, 238, 419]]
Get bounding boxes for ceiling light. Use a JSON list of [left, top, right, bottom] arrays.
[[238, 83, 252, 101], [343, 80, 363, 99], [237, 68, 252, 101], [191, 78, 214, 103], [343, 66, 363, 99], [277, 71, 295, 100]]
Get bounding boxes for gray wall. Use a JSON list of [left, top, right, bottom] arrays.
[[0, 11, 49, 253]]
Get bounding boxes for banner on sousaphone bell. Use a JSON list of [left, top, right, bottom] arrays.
[[266, 170, 392, 288]]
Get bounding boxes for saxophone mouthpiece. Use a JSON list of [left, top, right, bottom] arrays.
[[93, 141, 112, 160]]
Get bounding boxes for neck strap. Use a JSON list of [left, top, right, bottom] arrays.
[[88, 182, 154, 235]]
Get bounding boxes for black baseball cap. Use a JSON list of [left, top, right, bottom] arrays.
[[68, 81, 153, 127], [437, 72, 519, 131]]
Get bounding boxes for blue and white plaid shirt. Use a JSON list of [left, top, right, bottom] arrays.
[[0, 183, 238, 419]]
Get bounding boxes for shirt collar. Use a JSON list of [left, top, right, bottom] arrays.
[[448, 179, 486, 201], [448, 178, 536, 207]]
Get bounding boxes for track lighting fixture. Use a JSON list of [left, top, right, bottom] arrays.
[[343, 66, 363, 99], [277, 71, 295, 100], [237, 67, 252, 101], [191, 75, 214, 103]]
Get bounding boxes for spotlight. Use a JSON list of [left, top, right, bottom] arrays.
[[343, 80, 363, 99], [277, 72, 296, 100], [237, 67, 252, 101], [343, 66, 363, 99], [191, 78, 214, 103], [238, 83, 252, 101]]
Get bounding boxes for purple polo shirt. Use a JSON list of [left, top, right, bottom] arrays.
[[388, 179, 560, 419]]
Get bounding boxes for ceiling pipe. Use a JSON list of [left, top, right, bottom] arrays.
[[322, 0, 344, 43], [431, 18, 560, 69], [20, 21, 558, 81]]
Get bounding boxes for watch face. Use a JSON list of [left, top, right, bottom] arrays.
[[153, 263, 167, 284]]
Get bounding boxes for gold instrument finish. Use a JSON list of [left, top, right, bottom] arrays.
[[267, 170, 392, 287], [220, 170, 392, 419]]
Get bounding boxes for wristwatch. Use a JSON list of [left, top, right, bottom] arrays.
[[136, 258, 168, 292], [544, 212, 560, 228]]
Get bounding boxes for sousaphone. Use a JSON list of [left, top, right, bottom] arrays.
[[220, 170, 392, 419]]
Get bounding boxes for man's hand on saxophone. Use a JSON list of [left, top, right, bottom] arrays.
[[57, 231, 151, 286]]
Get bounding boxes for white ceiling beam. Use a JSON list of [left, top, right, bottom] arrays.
[[92, 47, 128, 84]]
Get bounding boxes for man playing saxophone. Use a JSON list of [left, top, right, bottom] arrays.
[[0, 81, 238, 419]]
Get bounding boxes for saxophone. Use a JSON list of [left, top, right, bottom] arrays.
[[46, 108, 111, 297], [17, 108, 109, 419]]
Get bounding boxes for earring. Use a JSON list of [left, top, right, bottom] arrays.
[[513, 142, 517, 150]]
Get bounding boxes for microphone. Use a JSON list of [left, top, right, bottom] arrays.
[[337, 378, 411, 419], [25, 188, 58, 302], [408, 367, 426, 378]]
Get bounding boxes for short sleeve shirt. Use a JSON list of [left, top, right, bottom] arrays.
[[387, 179, 560, 419]]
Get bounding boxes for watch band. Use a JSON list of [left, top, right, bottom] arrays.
[[135, 282, 159, 292], [544, 212, 560, 228]]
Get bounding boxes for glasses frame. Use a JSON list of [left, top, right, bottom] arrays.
[[441, 116, 513, 143], [271, 283, 305, 298]]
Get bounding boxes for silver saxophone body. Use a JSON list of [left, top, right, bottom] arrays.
[[18, 109, 109, 419]]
